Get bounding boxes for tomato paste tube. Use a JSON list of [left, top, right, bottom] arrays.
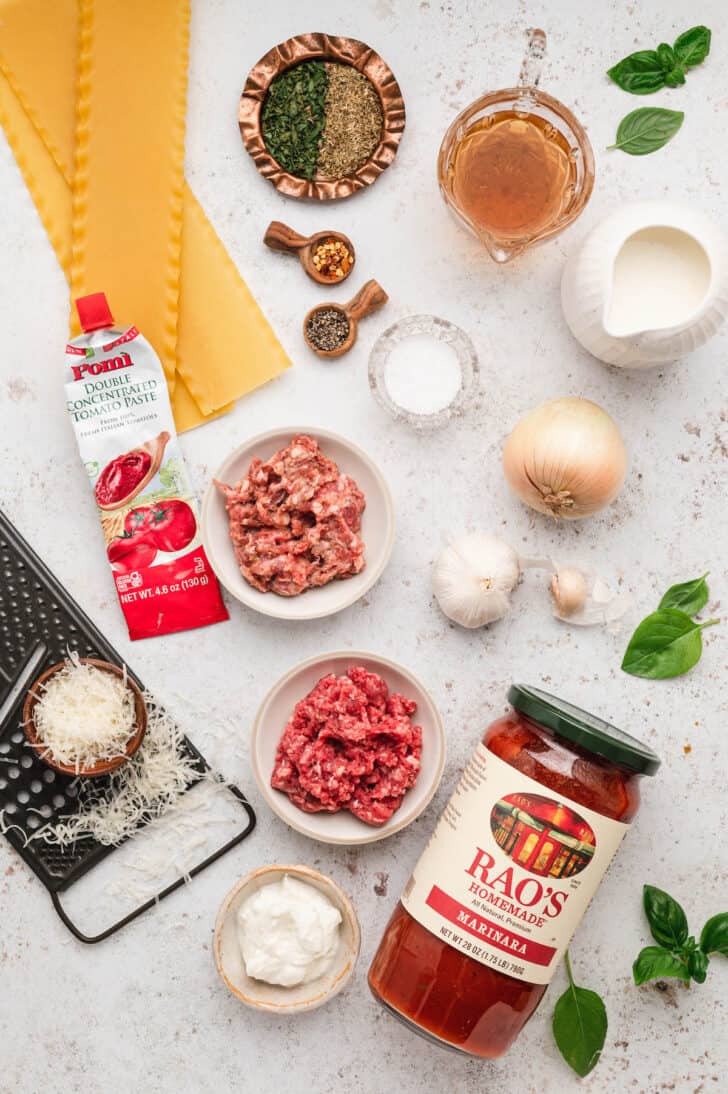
[[368, 685, 660, 1058], [64, 293, 228, 640]]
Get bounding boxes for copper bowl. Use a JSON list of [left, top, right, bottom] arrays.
[[23, 658, 147, 778], [239, 32, 406, 200]]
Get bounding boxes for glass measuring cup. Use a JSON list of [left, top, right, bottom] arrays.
[[438, 29, 594, 263]]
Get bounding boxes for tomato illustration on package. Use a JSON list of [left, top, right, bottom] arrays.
[[64, 293, 228, 640]]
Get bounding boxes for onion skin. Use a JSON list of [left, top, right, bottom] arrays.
[[502, 397, 627, 519]]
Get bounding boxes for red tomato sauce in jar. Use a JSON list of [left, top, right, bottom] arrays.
[[95, 449, 152, 506], [368, 685, 660, 1058]]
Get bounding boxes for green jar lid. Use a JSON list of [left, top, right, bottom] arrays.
[[508, 684, 661, 776]]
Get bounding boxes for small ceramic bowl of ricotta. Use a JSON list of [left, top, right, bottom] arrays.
[[213, 864, 361, 1014]]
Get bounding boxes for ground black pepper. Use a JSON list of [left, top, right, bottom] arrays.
[[306, 307, 350, 352]]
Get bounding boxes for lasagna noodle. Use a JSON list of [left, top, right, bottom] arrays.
[[0, 0, 290, 428], [0, 56, 223, 429], [70, 0, 191, 390]]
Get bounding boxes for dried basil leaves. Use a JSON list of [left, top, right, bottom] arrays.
[[261, 62, 329, 180]]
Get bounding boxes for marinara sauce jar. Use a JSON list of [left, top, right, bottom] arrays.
[[368, 685, 660, 1058]]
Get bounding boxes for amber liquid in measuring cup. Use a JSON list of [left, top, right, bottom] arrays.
[[438, 30, 594, 263], [448, 111, 576, 242]]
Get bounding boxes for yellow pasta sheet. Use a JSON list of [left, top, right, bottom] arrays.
[[0, 0, 290, 430]]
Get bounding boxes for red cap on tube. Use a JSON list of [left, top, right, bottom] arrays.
[[75, 293, 114, 333]]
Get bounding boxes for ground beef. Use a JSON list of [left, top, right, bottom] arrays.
[[271, 666, 423, 826], [216, 434, 366, 597]]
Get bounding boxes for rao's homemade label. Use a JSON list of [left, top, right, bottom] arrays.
[[402, 744, 630, 984]]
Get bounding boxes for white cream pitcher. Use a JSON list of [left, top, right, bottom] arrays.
[[561, 200, 728, 367]]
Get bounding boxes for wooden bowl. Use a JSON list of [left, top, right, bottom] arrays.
[[239, 33, 406, 200], [214, 864, 361, 1013], [263, 221, 355, 286], [23, 658, 147, 777], [303, 279, 388, 358]]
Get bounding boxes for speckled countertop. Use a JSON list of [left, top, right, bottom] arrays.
[[1, 1, 726, 1092]]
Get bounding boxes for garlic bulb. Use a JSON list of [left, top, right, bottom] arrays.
[[502, 397, 627, 519], [433, 533, 520, 628]]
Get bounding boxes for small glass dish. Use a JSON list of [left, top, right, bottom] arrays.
[[368, 315, 479, 431]]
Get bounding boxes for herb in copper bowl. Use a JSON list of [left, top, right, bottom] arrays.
[[260, 60, 383, 181], [261, 62, 329, 180]]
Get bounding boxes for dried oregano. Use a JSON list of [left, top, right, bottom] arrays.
[[317, 64, 383, 178]]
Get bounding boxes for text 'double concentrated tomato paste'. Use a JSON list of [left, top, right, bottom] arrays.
[[64, 293, 228, 640], [368, 685, 660, 1058]]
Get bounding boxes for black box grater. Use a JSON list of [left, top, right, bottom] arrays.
[[0, 508, 255, 942]]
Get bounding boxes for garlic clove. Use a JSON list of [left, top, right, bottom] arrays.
[[548, 562, 632, 627], [550, 566, 589, 618]]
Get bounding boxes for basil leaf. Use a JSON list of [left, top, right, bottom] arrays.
[[687, 948, 710, 983], [700, 912, 728, 956], [607, 50, 665, 95], [159, 458, 183, 491], [621, 608, 717, 678], [656, 43, 677, 72], [633, 946, 690, 986], [608, 108, 684, 156], [664, 66, 687, 87], [643, 885, 689, 949], [552, 982, 607, 1076], [674, 26, 711, 68], [659, 573, 709, 615]]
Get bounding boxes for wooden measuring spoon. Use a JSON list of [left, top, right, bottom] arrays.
[[303, 280, 389, 359], [263, 221, 356, 285]]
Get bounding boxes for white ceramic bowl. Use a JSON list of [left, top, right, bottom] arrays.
[[251, 650, 446, 845], [213, 864, 361, 1013], [201, 427, 395, 620]]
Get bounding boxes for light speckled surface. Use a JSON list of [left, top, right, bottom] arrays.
[[1, 2, 726, 1091]]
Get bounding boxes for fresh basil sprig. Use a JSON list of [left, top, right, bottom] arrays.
[[552, 950, 607, 1077], [633, 885, 728, 987], [621, 574, 719, 678], [608, 107, 684, 155], [607, 26, 711, 94]]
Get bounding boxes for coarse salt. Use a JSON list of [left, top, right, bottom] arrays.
[[383, 334, 462, 416]]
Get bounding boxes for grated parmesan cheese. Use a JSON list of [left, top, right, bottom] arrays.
[[30, 655, 136, 773], [35, 691, 202, 849]]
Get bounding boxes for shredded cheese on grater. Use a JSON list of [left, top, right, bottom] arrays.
[[35, 692, 202, 849], [30, 655, 135, 772]]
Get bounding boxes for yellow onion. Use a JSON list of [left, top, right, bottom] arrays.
[[502, 397, 627, 519]]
